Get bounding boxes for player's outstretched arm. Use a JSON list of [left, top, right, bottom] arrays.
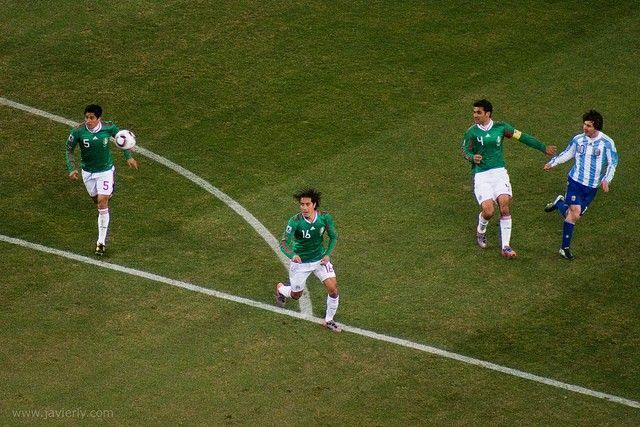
[[544, 145, 557, 156], [509, 128, 549, 154]]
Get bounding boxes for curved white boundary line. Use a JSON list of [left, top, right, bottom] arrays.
[[0, 96, 312, 315], [134, 146, 312, 314], [2, 97, 639, 410], [1, 234, 638, 410]]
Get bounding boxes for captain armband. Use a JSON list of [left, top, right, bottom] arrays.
[[512, 130, 522, 140]]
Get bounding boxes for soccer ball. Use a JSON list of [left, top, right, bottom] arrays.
[[114, 129, 137, 150]]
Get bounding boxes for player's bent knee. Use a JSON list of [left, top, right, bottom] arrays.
[[324, 281, 338, 296], [481, 204, 494, 218], [568, 206, 581, 222]]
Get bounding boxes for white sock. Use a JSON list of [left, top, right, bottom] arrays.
[[477, 212, 489, 234], [278, 284, 292, 298], [500, 215, 512, 248], [98, 208, 110, 245], [325, 295, 339, 322]]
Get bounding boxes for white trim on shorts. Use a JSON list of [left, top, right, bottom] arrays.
[[474, 167, 512, 204], [288, 259, 336, 292]]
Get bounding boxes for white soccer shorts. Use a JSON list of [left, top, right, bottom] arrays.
[[288, 259, 336, 292], [474, 167, 512, 204], [82, 166, 115, 197]]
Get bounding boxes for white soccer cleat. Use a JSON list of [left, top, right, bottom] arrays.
[[476, 232, 487, 249], [274, 282, 286, 307], [501, 245, 517, 258], [322, 320, 342, 333]]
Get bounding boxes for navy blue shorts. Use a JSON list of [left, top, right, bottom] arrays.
[[565, 177, 598, 215]]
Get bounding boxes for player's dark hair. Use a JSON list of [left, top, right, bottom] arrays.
[[473, 99, 493, 116], [294, 188, 321, 209], [582, 110, 603, 130], [84, 104, 102, 118]]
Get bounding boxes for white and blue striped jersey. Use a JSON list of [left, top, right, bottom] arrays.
[[547, 131, 618, 188]]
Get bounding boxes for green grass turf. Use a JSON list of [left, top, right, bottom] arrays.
[[1, 0, 639, 424]]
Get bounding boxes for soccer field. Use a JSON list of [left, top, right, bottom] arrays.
[[1, 1, 639, 424]]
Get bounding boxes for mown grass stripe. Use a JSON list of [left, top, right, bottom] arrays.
[[0, 96, 313, 316], [2, 233, 638, 409]]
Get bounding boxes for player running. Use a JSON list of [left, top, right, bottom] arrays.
[[274, 188, 341, 332], [461, 99, 556, 258], [65, 104, 138, 256], [543, 110, 618, 260]]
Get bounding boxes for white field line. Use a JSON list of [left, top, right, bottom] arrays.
[[0, 96, 313, 316], [1, 234, 639, 410], [132, 146, 312, 314], [2, 97, 639, 410]]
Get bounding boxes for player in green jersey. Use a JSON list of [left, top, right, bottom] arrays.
[[275, 188, 341, 332], [65, 104, 138, 256], [461, 99, 556, 258]]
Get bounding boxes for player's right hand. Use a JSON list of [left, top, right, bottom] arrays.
[[127, 158, 139, 170], [473, 154, 482, 164], [68, 170, 79, 181], [292, 255, 302, 263]]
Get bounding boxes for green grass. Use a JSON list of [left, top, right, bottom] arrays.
[[1, 0, 639, 424]]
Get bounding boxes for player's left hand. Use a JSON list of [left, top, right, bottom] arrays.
[[127, 158, 138, 170], [601, 181, 609, 192], [544, 145, 557, 156], [320, 255, 330, 265]]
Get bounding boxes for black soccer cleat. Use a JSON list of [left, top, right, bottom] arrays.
[[95, 243, 106, 256], [544, 194, 565, 213], [559, 247, 575, 260]]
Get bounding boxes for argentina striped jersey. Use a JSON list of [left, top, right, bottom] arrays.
[[548, 131, 618, 188]]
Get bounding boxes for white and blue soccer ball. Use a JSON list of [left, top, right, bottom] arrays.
[[114, 129, 137, 150]]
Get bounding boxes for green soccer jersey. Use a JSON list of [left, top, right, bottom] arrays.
[[461, 121, 546, 174], [65, 121, 132, 173], [280, 210, 338, 263]]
